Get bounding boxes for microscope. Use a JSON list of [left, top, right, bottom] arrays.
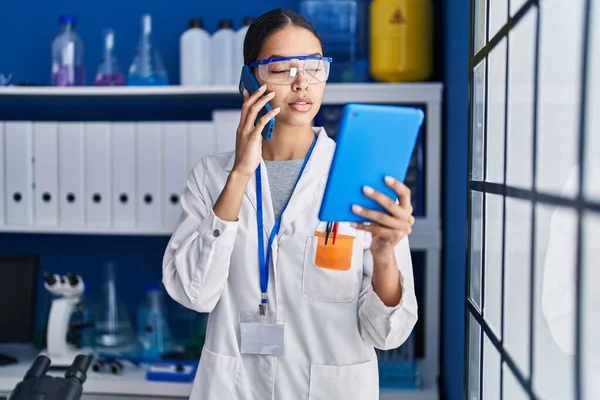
[[39, 271, 94, 367], [9, 354, 92, 400]]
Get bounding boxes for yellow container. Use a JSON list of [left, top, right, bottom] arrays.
[[370, 0, 434, 82]]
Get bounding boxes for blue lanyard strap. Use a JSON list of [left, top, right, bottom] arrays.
[[255, 134, 318, 314]]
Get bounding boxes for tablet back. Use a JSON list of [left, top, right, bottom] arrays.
[[319, 103, 424, 222]]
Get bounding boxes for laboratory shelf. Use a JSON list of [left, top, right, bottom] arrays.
[[0, 82, 443, 104]]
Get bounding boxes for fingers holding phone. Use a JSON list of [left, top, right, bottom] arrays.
[[238, 84, 265, 130], [233, 85, 280, 177], [243, 87, 279, 136]]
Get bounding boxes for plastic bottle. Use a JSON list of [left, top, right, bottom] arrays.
[[370, 0, 433, 82], [128, 14, 169, 86], [93, 29, 125, 86], [51, 14, 85, 86], [299, 0, 370, 83], [180, 19, 211, 86], [211, 19, 236, 85], [137, 283, 172, 361], [234, 17, 255, 83]]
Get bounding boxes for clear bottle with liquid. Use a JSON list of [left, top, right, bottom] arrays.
[[128, 14, 169, 86], [51, 14, 85, 86], [94, 29, 125, 86]]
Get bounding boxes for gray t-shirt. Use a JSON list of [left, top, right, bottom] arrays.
[[264, 158, 304, 219]]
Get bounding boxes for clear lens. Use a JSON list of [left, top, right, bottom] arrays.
[[256, 58, 330, 85]]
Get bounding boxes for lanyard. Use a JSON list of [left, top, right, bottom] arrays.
[[255, 134, 318, 315]]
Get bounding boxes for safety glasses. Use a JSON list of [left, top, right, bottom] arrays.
[[247, 55, 333, 85]]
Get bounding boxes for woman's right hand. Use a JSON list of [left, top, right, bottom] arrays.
[[232, 84, 280, 178]]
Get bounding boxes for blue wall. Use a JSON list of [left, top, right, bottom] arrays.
[[0, 233, 170, 334], [441, 0, 469, 399], [0, 0, 295, 85]]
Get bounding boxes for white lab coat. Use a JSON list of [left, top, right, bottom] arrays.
[[162, 127, 418, 400]]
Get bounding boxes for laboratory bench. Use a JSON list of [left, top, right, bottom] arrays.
[[0, 344, 439, 400]]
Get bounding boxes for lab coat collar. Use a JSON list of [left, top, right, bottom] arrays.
[[224, 127, 335, 238]]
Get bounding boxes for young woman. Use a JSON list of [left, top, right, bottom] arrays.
[[162, 8, 418, 400]]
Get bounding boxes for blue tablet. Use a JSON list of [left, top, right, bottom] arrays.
[[318, 103, 424, 223]]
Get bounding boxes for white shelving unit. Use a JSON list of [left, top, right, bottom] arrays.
[[0, 82, 443, 398], [0, 83, 442, 236]]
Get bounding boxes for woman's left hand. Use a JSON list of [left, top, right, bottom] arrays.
[[350, 176, 415, 258]]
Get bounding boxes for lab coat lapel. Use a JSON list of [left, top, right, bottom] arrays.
[[278, 129, 335, 237], [224, 153, 275, 238], [255, 161, 276, 238]]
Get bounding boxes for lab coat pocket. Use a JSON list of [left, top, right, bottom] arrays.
[[303, 236, 358, 303], [314, 231, 354, 270], [308, 361, 374, 400], [190, 347, 240, 400]]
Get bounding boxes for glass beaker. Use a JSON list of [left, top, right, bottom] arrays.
[[127, 14, 168, 86], [95, 262, 137, 355], [93, 29, 125, 86]]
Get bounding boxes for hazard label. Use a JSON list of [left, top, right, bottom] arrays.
[[389, 9, 406, 24]]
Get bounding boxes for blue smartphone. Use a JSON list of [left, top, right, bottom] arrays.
[[239, 65, 275, 140]]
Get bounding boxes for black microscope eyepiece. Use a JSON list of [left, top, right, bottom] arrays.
[[65, 354, 92, 385], [43, 271, 57, 286], [24, 355, 51, 380], [66, 272, 79, 286]]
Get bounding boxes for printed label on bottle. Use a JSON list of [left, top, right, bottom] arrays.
[[389, 9, 406, 24]]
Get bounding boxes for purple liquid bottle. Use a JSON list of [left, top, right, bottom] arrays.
[[51, 14, 85, 86], [94, 29, 125, 86]]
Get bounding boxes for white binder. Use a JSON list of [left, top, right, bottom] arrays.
[[136, 122, 162, 228], [33, 122, 59, 225], [85, 123, 111, 227], [188, 121, 216, 172], [4, 122, 33, 225], [162, 122, 188, 231], [58, 122, 85, 225], [111, 123, 136, 228], [212, 110, 239, 154]]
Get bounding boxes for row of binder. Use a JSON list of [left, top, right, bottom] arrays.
[[0, 110, 240, 233]]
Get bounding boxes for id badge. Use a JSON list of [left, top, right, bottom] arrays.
[[240, 311, 285, 356]]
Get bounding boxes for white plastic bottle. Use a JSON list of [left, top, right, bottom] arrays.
[[233, 16, 255, 83], [211, 19, 236, 85], [180, 19, 211, 86]]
